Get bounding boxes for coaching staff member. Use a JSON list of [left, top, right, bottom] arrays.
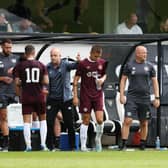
[[119, 45, 160, 150]]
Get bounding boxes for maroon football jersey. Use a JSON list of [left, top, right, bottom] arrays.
[[76, 58, 107, 99], [13, 60, 48, 104]]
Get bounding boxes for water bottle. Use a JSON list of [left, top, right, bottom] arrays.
[[95, 76, 101, 90], [155, 136, 160, 150]]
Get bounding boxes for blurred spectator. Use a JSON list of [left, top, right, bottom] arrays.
[[17, 19, 33, 33], [160, 18, 168, 33], [12, 19, 42, 33], [7, 0, 31, 20], [114, 13, 143, 34], [0, 13, 13, 32]]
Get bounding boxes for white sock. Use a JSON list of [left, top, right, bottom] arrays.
[[40, 120, 47, 147], [80, 124, 88, 149], [95, 123, 104, 144], [32, 121, 40, 128], [23, 123, 31, 148]]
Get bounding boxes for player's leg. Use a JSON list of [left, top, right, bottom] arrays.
[[0, 108, 9, 151], [120, 99, 137, 150], [120, 117, 133, 150], [32, 112, 40, 128], [38, 102, 48, 151], [62, 100, 76, 150], [54, 111, 62, 149], [22, 112, 32, 151], [94, 96, 104, 152], [139, 120, 148, 150], [0, 97, 10, 151], [79, 95, 91, 151], [138, 103, 151, 150], [95, 110, 104, 152], [80, 113, 90, 151], [46, 99, 59, 150]]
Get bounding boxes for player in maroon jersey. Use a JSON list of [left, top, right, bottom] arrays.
[[13, 45, 49, 151], [73, 45, 107, 152]]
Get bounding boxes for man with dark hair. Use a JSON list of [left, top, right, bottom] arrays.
[[13, 45, 49, 151], [0, 39, 19, 151], [73, 45, 107, 152], [119, 45, 160, 150]]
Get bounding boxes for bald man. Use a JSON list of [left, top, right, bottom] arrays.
[[114, 13, 143, 34], [119, 46, 160, 150], [46, 48, 80, 151]]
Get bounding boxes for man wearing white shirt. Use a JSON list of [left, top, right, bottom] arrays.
[[114, 13, 143, 34]]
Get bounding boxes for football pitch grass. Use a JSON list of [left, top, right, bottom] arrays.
[[0, 150, 168, 168]]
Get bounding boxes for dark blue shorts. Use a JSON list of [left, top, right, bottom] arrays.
[[124, 99, 151, 120], [0, 95, 16, 109]]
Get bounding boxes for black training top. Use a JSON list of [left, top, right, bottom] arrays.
[[0, 53, 19, 96], [122, 60, 156, 102]]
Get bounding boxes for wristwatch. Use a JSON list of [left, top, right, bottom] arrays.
[[155, 97, 160, 100]]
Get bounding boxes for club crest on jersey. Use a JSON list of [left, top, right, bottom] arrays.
[[49, 70, 53, 75], [11, 59, 16, 63], [86, 66, 90, 69], [83, 107, 88, 112], [144, 66, 149, 71], [98, 65, 103, 70]]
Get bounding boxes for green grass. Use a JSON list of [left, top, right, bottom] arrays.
[[0, 150, 168, 168]]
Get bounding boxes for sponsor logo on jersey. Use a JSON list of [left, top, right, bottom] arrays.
[[86, 71, 100, 78]]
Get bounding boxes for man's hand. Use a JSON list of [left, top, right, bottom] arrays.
[[96, 78, 104, 87], [3, 77, 13, 84], [73, 96, 79, 106], [152, 99, 160, 108], [120, 95, 127, 104], [7, 67, 14, 75], [42, 87, 49, 95]]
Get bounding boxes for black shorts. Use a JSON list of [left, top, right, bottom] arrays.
[[0, 95, 16, 109], [124, 99, 151, 120]]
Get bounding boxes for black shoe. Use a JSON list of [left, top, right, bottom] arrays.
[[119, 145, 127, 151], [139, 144, 146, 150], [140, 140, 146, 150]]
